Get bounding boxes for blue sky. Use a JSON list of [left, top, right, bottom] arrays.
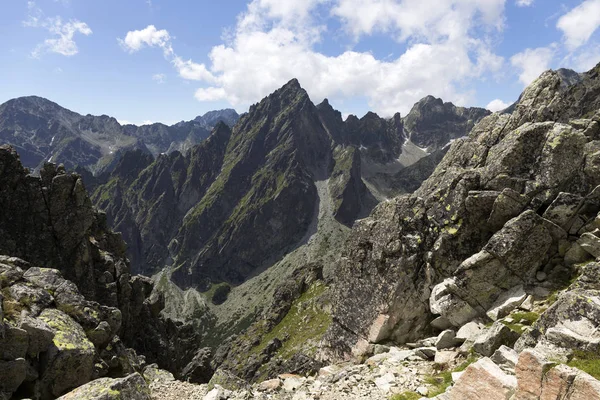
[[1, 0, 599, 125]]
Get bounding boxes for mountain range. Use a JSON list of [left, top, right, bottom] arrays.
[[2, 61, 600, 399], [0, 95, 239, 174]]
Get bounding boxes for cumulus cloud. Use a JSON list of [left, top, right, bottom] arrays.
[[486, 99, 510, 112], [119, 27, 216, 82], [118, 25, 172, 56], [122, 0, 508, 116], [331, 0, 505, 41], [515, 0, 533, 6], [24, 2, 92, 58], [510, 46, 555, 86], [557, 0, 600, 51]]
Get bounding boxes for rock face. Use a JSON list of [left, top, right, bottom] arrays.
[[0, 147, 204, 393], [0, 256, 144, 399], [0, 95, 239, 173], [324, 61, 600, 360], [404, 95, 490, 152]]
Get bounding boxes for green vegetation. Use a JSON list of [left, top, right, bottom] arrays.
[[425, 371, 453, 397], [425, 353, 478, 397], [568, 350, 600, 380], [254, 283, 331, 359], [390, 392, 421, 400]]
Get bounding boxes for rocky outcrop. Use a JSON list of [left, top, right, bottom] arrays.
[[58, 373, 151, 400], [404, 95, 490, 152], [325, 61, 600, 360], [0, 257, 144, 399], [0, 146, 205, 386]]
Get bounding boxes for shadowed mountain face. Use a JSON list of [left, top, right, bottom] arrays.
[[85, 79, 489, 288], [0, 95, 239, 173]]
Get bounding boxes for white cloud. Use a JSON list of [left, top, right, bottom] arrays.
[[118, 25, 172, 56], [510, 46, 555, 86], [515, 0, 533, 6], [24, 2, 92, 57], [557, 0, 600, 51], [119, 27, 216, 82], [152, 73, 166, 84], [486, 99, 510, 112], [172, 57, 215, 81], [331, 0, 505, 42], [122, 0, 508, 116]]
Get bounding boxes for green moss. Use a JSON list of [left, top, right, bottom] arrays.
[[568, 351, 600, 379], [390, 392, 421, 400], [510, 311, 539, 325]]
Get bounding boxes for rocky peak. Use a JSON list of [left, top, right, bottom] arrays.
[[403, 95, 491, 151]]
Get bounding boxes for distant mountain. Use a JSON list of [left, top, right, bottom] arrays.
[[0, 96, 239, 173], [89, 80, 489, 283]]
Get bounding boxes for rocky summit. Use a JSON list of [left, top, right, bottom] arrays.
[[2, 58, 600, 400]]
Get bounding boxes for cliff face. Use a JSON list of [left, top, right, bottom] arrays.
[[324, 62, 600, 360], [0, 146, 211, 398]]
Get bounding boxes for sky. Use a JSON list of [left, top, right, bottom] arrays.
[[1, 0, 600, 125]]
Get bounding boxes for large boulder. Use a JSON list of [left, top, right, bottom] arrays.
[[448, 357, 517, 400], [36, 309, 96, 399], [473, 322, 520, 357], [57, 373, 151, 400], [519, 289, 600, 353]]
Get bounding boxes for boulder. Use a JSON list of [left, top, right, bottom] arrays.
[[37, 309, 95, 399], [578, 232, 600, 258], [449, 357, 517, 400], [435, 350, 460, 366], [142, 364, 174, 383], [490, 345, 518, 372], [57, 373, 151, 399], [521, 289, 600, 353], [430, 279, 479, 327], [208, 369, 249, 392], [514, 349, 556, 400], [456, 321, 485, 343], [436, 329, 460, 350], [0, 325, 28, 360], [473, 322, 520, 357], [20, 316, 55, 357], [569, 370, 600, 400], [258, 378, 281, 391], [0, 358, 26, 394], [486, 285, 527, 321]]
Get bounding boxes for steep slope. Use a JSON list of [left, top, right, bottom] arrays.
[[324, 61, 600, 361], [0, 145, 211, 388], [0, 96, 239, 173], [91, 124, 232, 275]]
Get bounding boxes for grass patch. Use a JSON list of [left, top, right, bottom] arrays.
[[390, 392, 421, 400], [568, 350, 600, 380], [425, 371, 453, 397], [511, 311, 539, 325]]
